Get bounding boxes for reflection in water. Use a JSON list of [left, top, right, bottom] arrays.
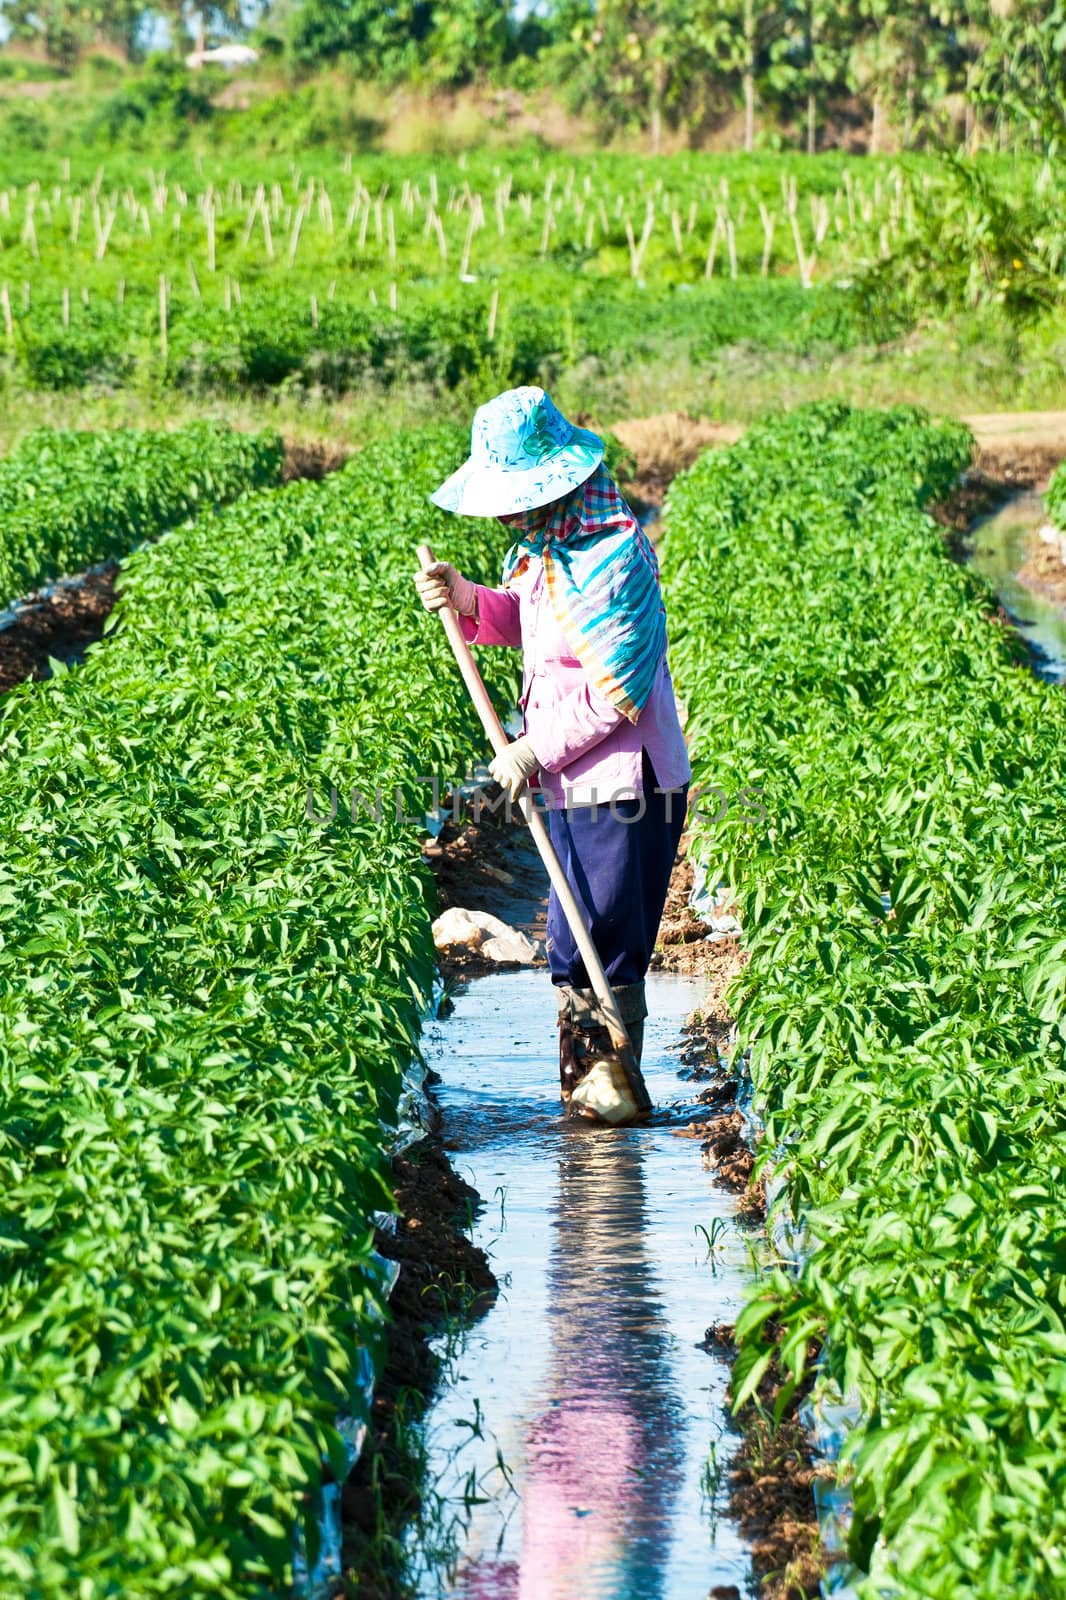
[[407, 971, 751, 1600], [514, 1136, 684, 1600], [966, 490, 1066, 685]]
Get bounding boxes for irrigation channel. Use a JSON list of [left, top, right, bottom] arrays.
[[966, 488, 1066, 682], [405, 967, 755, 1599]]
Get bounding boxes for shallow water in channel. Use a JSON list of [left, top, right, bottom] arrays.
[[405, 969, 754, 1600], [966, 490, 1066, 685]]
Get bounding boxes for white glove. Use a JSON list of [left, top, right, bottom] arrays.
[[414, 561, 477, 617], [488, 736, 540, 802]]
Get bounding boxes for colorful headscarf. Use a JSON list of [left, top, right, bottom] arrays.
[[501, 465, 667, 724]]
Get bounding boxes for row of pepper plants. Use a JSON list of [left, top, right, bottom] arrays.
[[3, 275, 859, 396], [662, 402, 1066, 1597], [0, 421, 283, 605], [0, 424, 515, 1595]]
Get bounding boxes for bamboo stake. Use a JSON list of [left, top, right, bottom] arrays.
[[94, 204, 116, 261], [242, 191, 261, 246], [625, 205, 654, 278], [286, 201, 306, 267], [21, 202, 38, 259], [487, 287, 499, 340], [159, 275, 168, 361], [704, 213, 724, 279], [461, 211, 478, 275], [206, 200, 216, 272], [310, 293, 319, 328], [62, 286, 70, 327], [1, 284, 12, 346], [790, 213, 813, 288], [758, 203, 776, 276]]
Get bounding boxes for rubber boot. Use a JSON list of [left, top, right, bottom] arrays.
[[557, 981, 649, 1122]]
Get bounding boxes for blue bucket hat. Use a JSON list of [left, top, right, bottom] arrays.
[[430, 386, 604, 518]]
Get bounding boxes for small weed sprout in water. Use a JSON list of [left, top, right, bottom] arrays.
[[695, 1217, 730, 1264]]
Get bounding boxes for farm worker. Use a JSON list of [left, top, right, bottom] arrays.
[[414, 386, 690, 1116]]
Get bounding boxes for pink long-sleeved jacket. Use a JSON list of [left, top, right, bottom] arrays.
[[460, 556, 690, 810]]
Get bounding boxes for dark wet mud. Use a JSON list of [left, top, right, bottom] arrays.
[[404, 969, 755, 1599], [0, 566, 117, 694]]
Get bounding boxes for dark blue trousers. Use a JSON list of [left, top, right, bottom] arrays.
[[546, 751, 688, 989]]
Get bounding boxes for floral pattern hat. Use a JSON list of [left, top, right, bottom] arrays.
[[430, 386, 604, 518]]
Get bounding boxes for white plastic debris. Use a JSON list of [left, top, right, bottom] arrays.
[[689, 863, 743, 938], [431, 906, 542, 965], [1038, 521, 1066, 563]]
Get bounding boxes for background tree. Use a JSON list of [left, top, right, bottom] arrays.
[[769, 0, 848, 152], [696, 0, 784, 151], [2, 0, 145, 62], [550, 0, 709, 150], [971, 0, 1066, 153]]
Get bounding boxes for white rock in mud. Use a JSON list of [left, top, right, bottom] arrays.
[[431, 906, 542, 965]]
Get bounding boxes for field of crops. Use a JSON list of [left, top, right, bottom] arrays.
[[0, 423, 522, 1594], [0, 147, 1062, 407], [1, 138, 1065, 1584], [0, 149, 888, 398], [664, 404, 1066, 1597], [0, 421, 282, 601]]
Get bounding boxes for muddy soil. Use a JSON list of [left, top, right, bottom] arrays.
[[0, 567, 117, 695], [423, 798, 549, 980], [677, 1017, 821, 1599], [341, 1135, 497, 1599], [709, 1322, 825, 1600], [282, 436, 351, 481], [608, 413, 742, 508], [427, 797, 748, 989]]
